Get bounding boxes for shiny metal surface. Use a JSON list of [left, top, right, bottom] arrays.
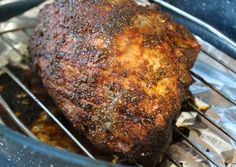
[[0, 1, 235, 167]]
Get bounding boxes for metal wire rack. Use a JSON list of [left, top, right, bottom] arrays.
[[0, 1, 235, 167]]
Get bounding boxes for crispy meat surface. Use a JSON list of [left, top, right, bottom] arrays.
[[28, 0, 200, 166]]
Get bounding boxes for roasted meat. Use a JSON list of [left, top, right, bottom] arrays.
[[28, 0, 200, 166]]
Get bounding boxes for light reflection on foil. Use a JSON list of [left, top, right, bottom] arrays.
[[171, 36, 236, 167], [0, 2, 236, 167]]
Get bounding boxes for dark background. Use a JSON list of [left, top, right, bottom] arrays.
[[0, 1, 235, 167], [164, 0, 236, 42]]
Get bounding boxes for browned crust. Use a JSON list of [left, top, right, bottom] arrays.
[[28, 0, 200, 166]]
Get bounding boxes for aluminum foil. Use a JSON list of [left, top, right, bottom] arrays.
[[0, 1, 236, 167], [170, 37, 236, 167], [134, 0, 151, 6]]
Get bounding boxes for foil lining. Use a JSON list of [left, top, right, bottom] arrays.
[[0, 1, 236, 167], [170, 37, 236, 167]]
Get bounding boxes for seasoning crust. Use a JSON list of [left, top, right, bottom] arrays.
[[29, 0, 200, 166]]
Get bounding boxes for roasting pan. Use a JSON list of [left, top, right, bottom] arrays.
[[0, 0, 236, 167]]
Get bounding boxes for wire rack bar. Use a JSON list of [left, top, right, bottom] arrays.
[[0, 36, 23, 56], [0, 25, 35, 35], [165, 155, 182, 167], [0, 66, 95, 160], [1, 8, 235, 166], [199, 49, 236, 75], [0, 29, 181, 166], [191, 71, 236, 106], [1, 66, 186, 167], [3, 64, 227, 167], [173, 127, 222, 167], [187, 102, 236, 142], [0, 95, 38, 139]]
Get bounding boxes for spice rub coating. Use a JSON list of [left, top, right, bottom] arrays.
[[28, 0, 200, 166]]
